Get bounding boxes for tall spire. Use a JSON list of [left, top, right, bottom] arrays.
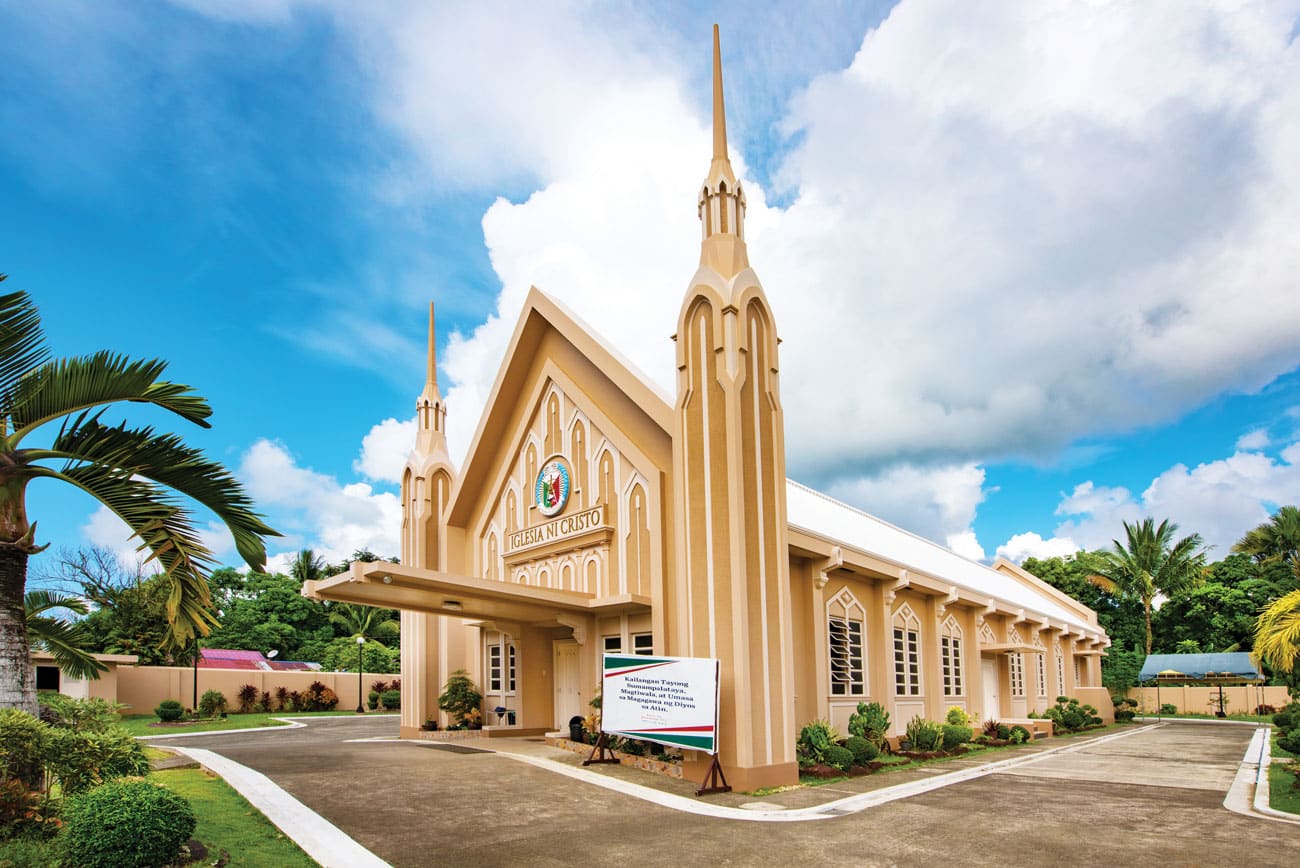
[[425, 302, 439, 394], [412, 301, 449, 460], [698, 24, 748, 280]]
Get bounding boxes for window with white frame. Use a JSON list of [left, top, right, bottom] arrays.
[[1074, 658, 1084, 687], [1057, 650, 1066, 693], [940, 616, 964, 697], [631, 633, 653, 656], [828, 588, 866, 697], [1035, 653, 1047, 698], [1009, 652, 1025, 697], [602, 635, 622, 655], [893, 604, 921, 696], [488, 643, 516, 693]]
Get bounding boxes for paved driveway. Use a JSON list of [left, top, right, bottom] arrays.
[[156, 719, 1299, 867]]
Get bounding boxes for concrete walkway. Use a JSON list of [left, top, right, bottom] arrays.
[[153, 718, 1300, 867]]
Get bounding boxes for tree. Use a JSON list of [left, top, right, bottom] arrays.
[[1234, 505, 1300, 568], [1091, 518, 1207, 654], [202, 571, 334, 660], [1021, 552, 1146, 656], [25, 590, 105, 680], [1255, 584, 1300, 675], [0, 283, 278, 712], [328, 602, 399, 644], [289, 548, 326, 584]]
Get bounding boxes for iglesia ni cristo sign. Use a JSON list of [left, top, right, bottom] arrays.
[[505, 505, 606, 555]]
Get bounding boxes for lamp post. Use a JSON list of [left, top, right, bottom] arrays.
[[192, 637, 200, 714], [355, 635, 366, 714]]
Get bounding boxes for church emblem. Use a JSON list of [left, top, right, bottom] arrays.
[[535, 457, 572, 517]]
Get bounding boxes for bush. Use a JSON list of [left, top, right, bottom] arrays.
[[1256, 704, 1277, 716], [260, 690, 273, 713], [1277, 730, 1300, 755], [1115, 709, 1136, 722], [941, 724, 973, 751], [982, 718, 1002, 738], [367, 690, 380, 710], [0, 779, 57, 841], [1046, 695, 1102, 733], [823, 744, 854, 772], [154, 699, 184, 723], [796, 719, 840, 766], [237, 684, 259, 714], [371, 680, 391, 694], [945, 707, 970, 726], [1009, 725, 1031, 745], [1160, 703, 1178, 715], [847, 701, 890, 746], [905, 716, 942, 751], [46, 727, 149, 795], [301, 682, 340, 712], [1274, 709, 1295, 732], [198, 689, 228, 717], [996, 724, 1011, 740], [0, 832, 55, 865], [438, 670, 483, 726], [380, 689, 401, 710], [845, 735, 879, 766], [38, 695, 124, 731], [0, 710, 48, 789], [60, 779, 196, 868]]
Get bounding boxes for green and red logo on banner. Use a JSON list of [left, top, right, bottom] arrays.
[[601, 654, 720, 755]]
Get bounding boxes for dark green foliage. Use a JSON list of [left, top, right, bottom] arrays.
[[1046, 695, 1102, 732], [1009, 725, 1031, 744], [796, 720, 839, 767], [1101, 643, 1145, 693], [941, 724, 973, 750], [0, 709, 47, 788], [438, 670, 483, 727], [823, 744, 854, 772], [155, 699, 184, 722], [380, 689, 401, 710], [845, 735, 879, 765], [1160, 703, 1178, 715], [0, 826, 56, 859], [60, 779, 196, 868], [905, 715, 942, 751], [847, 701, 890, 746], [1274, 708, 1295, 731], [45, 727, 149, 795], [1278, 730, 1300, 755], [1022, 553, 1147, 654], [996, 724, 1011, 740], [367, 690, 380, 710], [38, 695, 124, 732], [198, 689, 227, 717]]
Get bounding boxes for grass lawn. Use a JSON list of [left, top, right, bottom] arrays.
[[1138, 712, 1275, 723], [1268, 762, 1300, 815], [121, 710, 370, 738], [154, 767, 320, 867]]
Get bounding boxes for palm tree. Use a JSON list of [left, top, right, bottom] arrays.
[[1092, 517, 1207, 654], [289, 548, 326, 584], [1254, 584, 1300, 674], [0, 281, 278, 713], [25, 590, 104, 681], [1233, 505, 1300, 568], [329, 602, 399, 643]]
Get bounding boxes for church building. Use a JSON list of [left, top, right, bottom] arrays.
[[305, 27, 1111, 791]]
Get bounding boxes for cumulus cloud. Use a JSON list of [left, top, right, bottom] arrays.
[[354, 416, 417, 484], [824, 462, 988, 556], [1236, 428, 1271, 451], [994, 531, 1082, 564], [241, 438, 401, 565]]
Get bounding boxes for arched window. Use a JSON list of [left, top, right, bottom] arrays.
[[827, 588, 866, 697], [1033, 633, 1047, 699], [1057, 645, 1066, 694], [1007, 625, 1026, 697], [893, 604, 921, 697], [940, 615, 964, 697]]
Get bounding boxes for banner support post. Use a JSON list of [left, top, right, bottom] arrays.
[[694, 753, 731, 796]]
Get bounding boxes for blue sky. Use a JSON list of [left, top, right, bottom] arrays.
[[4, 0, 1299, 578]]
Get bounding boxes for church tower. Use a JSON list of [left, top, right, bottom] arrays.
[[669, 25, 797, 790], [399, 304, 457, 734]]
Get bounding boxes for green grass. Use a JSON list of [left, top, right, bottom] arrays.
[[1268, 762, 1300, 815], [1138, 711, 1274, 723], [154, 767, 320, 867], [121, 710, 367, 738]]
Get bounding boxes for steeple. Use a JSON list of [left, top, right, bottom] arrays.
[[698, 23, 748, 280], [412, 302, 449, 464]]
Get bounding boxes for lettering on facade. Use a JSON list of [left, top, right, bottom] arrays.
[[505, 505, 605, 554]]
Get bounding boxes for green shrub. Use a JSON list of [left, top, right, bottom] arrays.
[[1114, 709, 1135, 722], [300, 682, 340, 712], [847, 701, 890, 747], [37, 695, 124, 731], [0, 710, 48, 789], [46, 727, 149, 796], [0, 833, 54, 866], [1278, 730, 1300, 755], [154, 699, 184, 723], [982, 718, 1002, 738], [1274, 709, 1295, 732], [380, 689, 401, 710], [198, 689, 228, 717], [60, 779, 195, 868], [823, 745, 854, 772], [944, 707, 970, 726], [905, 715, 942, 751], [844, 735, 879, 766], [0, 779, 57, 842], [438, 670, 483, 726], [1009, 725, 1031, 744], [796, 720, 840, 766], [1160, 703, 1178, 715], [941, 724, 973, 751], [367, 690, 380, 710]]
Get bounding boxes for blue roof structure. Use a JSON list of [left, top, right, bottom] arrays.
[[1138, 652, 1263, 682]]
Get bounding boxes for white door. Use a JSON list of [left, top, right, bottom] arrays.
[[554, 641, 581, 731], [982, 657, 1000, 720]]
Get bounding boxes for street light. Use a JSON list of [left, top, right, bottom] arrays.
[[355, 635, 366, 714]]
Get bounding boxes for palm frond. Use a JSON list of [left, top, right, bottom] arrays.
[[0, 285, 50, 407], [27, 614, 107, 681], [1255, 588, 1300, 674], [24, 589, 89, 619], [7, 351, 212, 444], [46, 416, 279, 570]]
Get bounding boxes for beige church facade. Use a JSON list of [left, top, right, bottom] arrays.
[[306, 28, 1111, 791]]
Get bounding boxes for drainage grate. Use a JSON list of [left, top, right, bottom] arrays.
[[419, 743, 493, 755]]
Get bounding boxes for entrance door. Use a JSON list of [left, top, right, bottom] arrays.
[[554, 641, 581, 731], [982, 656, 1000, 720]]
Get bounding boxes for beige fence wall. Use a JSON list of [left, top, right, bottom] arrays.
[[1125, 684, 1291, 715], [115, 666, 400, 715]]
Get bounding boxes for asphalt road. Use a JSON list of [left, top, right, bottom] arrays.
[[155, 719, 1300, 867]]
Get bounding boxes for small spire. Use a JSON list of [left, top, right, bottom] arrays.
[[712, 23, 727, 163], [426, 302, 438, 391]]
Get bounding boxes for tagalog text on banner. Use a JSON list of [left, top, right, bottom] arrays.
[[601, 654, 720, 755]]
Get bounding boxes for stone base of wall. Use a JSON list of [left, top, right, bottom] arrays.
[[413, 728, 490, 742], [546, 736, 684, 780]]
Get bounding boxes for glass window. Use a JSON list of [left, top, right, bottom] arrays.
[[1009, 652, 1025, 697], [829, 615, 865, 696], [631, 633, 653, 656], [603, 635, 622, 654], [893, 627, 921, 696], [941, 636, 963, 697], [488, 643, 516, 693], [1036, 653, 1047, 698], [1057, 651, 1066, 694]]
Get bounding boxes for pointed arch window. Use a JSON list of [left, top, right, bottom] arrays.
[[893, 604, 922, 697], [1009, 652, 1026, 697], [827, 588, 866, 697], [940, 615, 964, 697], [1057, 647, 1066, 694]]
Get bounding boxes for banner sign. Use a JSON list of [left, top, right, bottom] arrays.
[[601, 654, 720, 755]]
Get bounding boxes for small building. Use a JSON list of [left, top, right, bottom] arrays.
[[198, 649, 321, 671], [31, 650, 138, 703], [306, 28, 1111, 791]]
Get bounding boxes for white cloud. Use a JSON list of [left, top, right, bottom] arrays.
[[80, 506, 150, 572], [824, 462, 988, 556], [999, 439, 1300, 559], [1236, 428, 1271, 451], [240, 438, 402, 566], [354, 416, 417, 484]]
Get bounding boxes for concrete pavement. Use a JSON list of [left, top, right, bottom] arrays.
[[154, 718, 1300, 867]]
